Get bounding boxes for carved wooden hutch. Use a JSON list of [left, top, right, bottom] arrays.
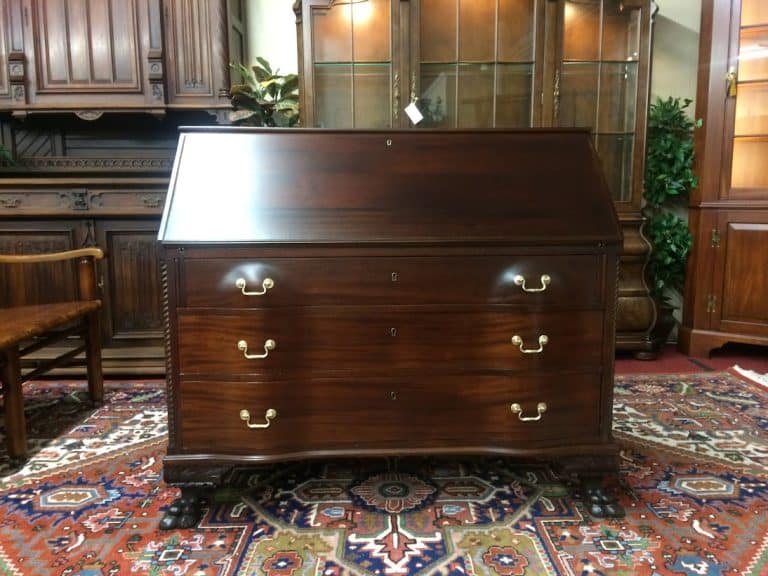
[[679, 0, 768, 356], [0, 0, 245, 373], [295, 0, 657, 357]]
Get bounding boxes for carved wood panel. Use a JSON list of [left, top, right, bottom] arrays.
[[33, 0, 141, 91], [96, 220, 163, 342], [163, 0, 230, 109], [4, 0, 164, 112], [0, 220, 82, 307]]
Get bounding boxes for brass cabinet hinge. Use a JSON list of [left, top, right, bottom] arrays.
[[706, 294, 717, 313], [726, 67, 738, 98], [711, 228, 721, 247]]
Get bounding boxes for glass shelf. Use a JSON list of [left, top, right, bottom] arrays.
[[558, 0, 641, 202], [731, 1, 768, 189]]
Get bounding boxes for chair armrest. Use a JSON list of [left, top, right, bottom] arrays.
[[0, 248, 104, 264], [0, 248, 105, 301]]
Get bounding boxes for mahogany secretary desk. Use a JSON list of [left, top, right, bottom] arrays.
[[157, 127, 622, 527]]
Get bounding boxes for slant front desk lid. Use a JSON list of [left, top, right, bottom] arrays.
[[159, 128, 622, 245]]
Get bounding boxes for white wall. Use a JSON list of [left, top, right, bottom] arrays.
[[246, 0, 298, 75], [650, 0, 702, 105]]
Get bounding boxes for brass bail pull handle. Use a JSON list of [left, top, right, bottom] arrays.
[[511, 334, 548, 353], [236, 277, 274, 296], [238, 338, 276, 359], [513, 273, 551, 292], [240, 408, 277, 429], [510, 402, 547, 422]]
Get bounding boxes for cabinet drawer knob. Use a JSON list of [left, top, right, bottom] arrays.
[[235, 277, 274, 296], [240, 408, 277, 429], [513, 274, 551, 292], [511, 334, 548, 354], [238, 338, 276, 359], [510, 402, 547, 422]]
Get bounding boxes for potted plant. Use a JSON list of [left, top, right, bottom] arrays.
[[228, 57, 299, 127], [0, 142, 13, 166], [643, 96, 700, 344]]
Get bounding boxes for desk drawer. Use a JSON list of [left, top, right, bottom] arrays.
[[177, 308, 605, 375], [177, 372, 603, 454], [181, 255, 603, 308]]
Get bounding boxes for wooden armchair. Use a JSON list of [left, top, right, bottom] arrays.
[[0, 248, 104, 465]]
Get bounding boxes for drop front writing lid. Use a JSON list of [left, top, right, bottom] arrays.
[[159, 127, 622, 246]]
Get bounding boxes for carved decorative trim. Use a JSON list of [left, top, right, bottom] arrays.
[[16, 157, 172, 171], [161, 259, 176, 449], [12, 85, 25, 102], [0, 196, 23, 208], [141, 194, 163, 208], [152, 83, 164, 101], [8, 62, 25, 82], [58, 189, 103, 211], [293, 0, 302, 23]]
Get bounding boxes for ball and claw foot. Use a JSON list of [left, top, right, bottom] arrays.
[[159, 496, 202, 530], [581, 481, 625, 519]]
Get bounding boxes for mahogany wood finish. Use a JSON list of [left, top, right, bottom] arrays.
[[679, 0, 768, 356], [0, 248, 104, 464], [159, 128, 622, 492]]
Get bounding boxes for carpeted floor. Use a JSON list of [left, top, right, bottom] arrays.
[[0, 370, 767, 575]]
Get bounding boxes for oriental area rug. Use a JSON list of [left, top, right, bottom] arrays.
[[0, 371, 767, 575]]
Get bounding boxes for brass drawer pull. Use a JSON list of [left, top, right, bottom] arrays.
[[510, 402, 547, 422], [240, 408, 277, 429], [235, 277, 274, 296], [238, 338, 276, 359], [513, 274, 551, 292], [511, 334, 548, 353]]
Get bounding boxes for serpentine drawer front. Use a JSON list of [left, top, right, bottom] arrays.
[[176, 308, 605, 375], [177, 372, 603, 454], [180, 255, 604, 308], [159, 129, 623, 492]]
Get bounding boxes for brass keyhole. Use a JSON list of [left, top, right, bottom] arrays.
[[391, 272, 398, 282], [390, 327, 397, 337], [390, 391, 397, 400]]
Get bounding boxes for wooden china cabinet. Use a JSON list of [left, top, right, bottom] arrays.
[[295, 0, 658, 357], [679, 0, 768, 356], [0, 0, 245, 374]]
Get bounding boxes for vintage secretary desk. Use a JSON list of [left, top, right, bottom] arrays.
[[157, 127, 622, 528]]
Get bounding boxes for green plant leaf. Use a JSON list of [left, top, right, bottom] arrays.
[[228, 57, 300, 127]]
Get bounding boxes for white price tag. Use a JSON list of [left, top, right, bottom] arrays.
[[404, 101, 424, 125]]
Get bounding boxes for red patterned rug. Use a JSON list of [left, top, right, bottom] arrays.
[[0, 370, 767, 575]]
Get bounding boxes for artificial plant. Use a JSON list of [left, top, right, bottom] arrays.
[[228, 57, 299, 127], [643, 96, 700, 305]]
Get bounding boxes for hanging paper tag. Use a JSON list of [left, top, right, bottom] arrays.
[[404, 101, 424, 125]]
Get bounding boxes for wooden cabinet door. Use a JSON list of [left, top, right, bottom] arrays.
[[548, 0, 650, 208], [711, 210, 768, 337], [95, 220, 163, 345], [413, 0, 544, 129], [719, 0, 768, 202], [11, 0, 164, 113], [0, 220, 85, 307], [163, 0, 231, 112], [297, 0, 399, 128]]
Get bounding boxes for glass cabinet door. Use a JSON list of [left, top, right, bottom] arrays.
[[415, 0, 542, 128], [728, 0, 768, 195], [300, 0, 396, 128], [555, 0, 643, 202]]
